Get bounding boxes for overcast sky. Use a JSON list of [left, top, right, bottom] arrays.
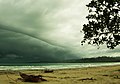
[[0, 0, 119, 62]]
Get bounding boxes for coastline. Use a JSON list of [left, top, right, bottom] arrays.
[[0, 62, 120, 71], [0, 65, 120, 84]]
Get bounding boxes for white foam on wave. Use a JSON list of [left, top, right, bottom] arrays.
[[0, 62, 120, 70]]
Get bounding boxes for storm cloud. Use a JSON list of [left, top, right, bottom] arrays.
[[0, 0, 119, 62]]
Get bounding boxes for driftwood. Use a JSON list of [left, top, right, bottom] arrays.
[[44, 69, 54, 73], [79, 77, 96, 82], [19, 72, 47, 82]]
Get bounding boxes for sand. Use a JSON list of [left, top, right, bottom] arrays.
[[0, 65, 120, 84]]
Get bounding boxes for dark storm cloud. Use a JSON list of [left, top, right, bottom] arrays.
[[0, 0, 119, 62], [0, 28, 77, 62], [0, 0, 81, 63], [0, 24, 64, 48]]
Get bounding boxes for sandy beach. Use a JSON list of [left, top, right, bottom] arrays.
[[0, 65, 120, 84]]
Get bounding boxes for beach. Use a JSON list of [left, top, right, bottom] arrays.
[[0, 65, 120, 84]]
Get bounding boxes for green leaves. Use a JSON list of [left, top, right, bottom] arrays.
[[82, 0, 120, 49]]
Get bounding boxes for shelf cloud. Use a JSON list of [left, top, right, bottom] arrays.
[[0, 0, 119, 62]]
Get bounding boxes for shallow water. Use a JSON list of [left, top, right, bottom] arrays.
[[0, 62, 120, 70]]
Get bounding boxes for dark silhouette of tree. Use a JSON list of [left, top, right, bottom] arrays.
[[81, 0, 120, 49]]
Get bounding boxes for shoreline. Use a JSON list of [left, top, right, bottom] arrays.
[[0, 64, 119, 72], [0, 62, 120, 71], [0, 65, 120, 84]]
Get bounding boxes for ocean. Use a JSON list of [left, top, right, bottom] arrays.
[[0, 62, 120, 70]]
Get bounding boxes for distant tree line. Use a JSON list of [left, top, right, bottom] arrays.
[[65, 56, 120, 63]]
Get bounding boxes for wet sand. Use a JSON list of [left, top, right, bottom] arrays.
[[0, 65, 120, 84]]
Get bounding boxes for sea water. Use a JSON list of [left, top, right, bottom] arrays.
[[0, 62, 120, 70]]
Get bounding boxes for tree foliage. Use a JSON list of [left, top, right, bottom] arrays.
[[81, 0, 120, 49]]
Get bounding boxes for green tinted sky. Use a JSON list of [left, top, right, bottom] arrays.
[[0, 0, 119, 62]]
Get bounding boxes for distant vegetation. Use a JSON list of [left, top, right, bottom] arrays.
[[65, 56, 120, 63], [0, 56, 120, 63]]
